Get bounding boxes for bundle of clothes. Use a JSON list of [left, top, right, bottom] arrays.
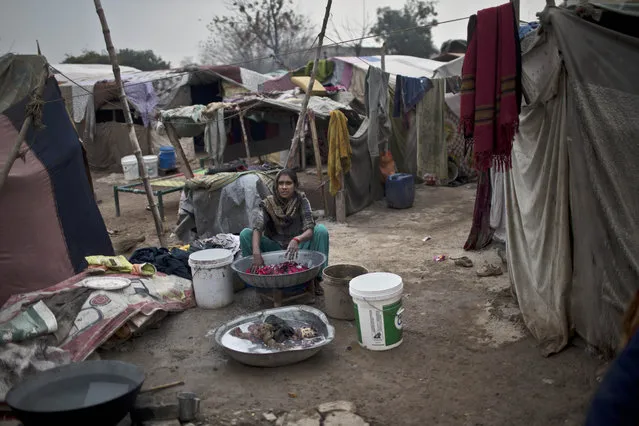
[[229, 315, 320, 350], [86, 234, 241, 281]]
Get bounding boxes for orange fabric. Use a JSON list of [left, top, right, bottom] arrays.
[[379, 150, 396, 183]]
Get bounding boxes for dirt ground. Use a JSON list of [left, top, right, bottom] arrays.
[[93, 171, 603, 426]]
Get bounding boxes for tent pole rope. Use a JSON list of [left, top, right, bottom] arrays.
[[93, 0, 166, 247], [285, 0, 333, 169], [0, 60, 48, 196]]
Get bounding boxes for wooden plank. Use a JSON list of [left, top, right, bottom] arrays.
[[308, 112, 329, 215], [335, 172, 346, 223], [165, 123, 194, 178], [239, 110, 252, 164]]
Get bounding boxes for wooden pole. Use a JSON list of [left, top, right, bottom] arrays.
[[300, 126, 307, 170], [93, 0, 166, 247], [0, 60, 48, 195], [381, 42, 387, 72], [285, 0, 333, 169], [335, 173, 346, 223], [165, 123, 194, 178], [511, 0, 520, 23], [238, 110, 252, 165], [308, 112, 329, 215]]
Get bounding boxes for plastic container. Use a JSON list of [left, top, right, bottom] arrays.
[[188, 249, 234, 309], [121, 155, 139, 181], [159, 146, 176, 170], [349, 272, 404, 351], [143, 155, 159, 178], [322, 264, 369, 320], [385, 173, 415, 209]]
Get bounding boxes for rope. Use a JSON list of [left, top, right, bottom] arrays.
[[26, 90, 45, 129]]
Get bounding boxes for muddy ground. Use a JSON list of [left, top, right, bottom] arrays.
[[93, 170, 603, 426]]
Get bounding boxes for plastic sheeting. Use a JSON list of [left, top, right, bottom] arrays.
[[175, 173, 274, 242], [558, 6, 639, 356], [506, 7, 639, 356]]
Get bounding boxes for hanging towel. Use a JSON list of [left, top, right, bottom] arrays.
[[416, 79, 447, 182], [327, 110, 352, 196], [460, 3, 521, 171]]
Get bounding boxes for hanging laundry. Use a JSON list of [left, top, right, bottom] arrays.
[[393, 75, 433, 117], [416, 79, 447, 183], [393, 75, 404, 118], [402, 76, 433, 111], [327, 110, 352, 196], [124, 81, 159, 127], [364, 67, 392, 159], [460, 2, 522, 171]]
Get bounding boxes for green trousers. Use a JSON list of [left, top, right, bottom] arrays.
[[239, 224, 329, 276]]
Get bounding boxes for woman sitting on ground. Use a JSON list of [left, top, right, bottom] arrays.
[[239, 169, 329, 293]]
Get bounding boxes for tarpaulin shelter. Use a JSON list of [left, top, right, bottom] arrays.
[[504, 4, 639, 357], [53, 64, 272, 171], [0, 54, 113, 305]]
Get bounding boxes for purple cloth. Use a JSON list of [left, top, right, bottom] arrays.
[[124, 81, 158, 127], [340, 63, 353, 88], [262, 75, 296, 92]]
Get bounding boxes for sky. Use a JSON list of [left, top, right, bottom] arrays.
[[0, 0, 547, 68]]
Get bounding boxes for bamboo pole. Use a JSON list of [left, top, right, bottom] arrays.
[[285, 0, 333, 169], [335, 173, 346, 223], [308, 112, 329, 215], [0, 61, 48, 195], [93, 0, 166, 247], [164, 123, 194, 178], [238, 110, 252, 164]]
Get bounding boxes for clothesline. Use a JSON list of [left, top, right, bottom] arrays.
[[46, 15, 474, 105]]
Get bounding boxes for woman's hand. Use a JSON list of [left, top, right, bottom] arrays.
[[286, 238, 300, 260], [251, 252, 264, 273]]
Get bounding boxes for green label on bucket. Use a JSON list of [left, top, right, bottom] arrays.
[[354, 303, 362, 344], [384, 302, 403, 346]]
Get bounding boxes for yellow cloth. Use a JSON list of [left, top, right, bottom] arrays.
[[85, 255, 156, 277], [327, 110, 352, 196]]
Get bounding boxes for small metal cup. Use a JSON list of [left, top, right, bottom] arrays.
[[177, 391, 200, 422]]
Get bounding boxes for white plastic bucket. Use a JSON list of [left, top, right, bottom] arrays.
[[143, 155, 159, 178], [188, 249, 234, 309], [121, 155, 139, 181], [349, 272, 404, 351]]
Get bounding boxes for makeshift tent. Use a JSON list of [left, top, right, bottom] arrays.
[[53, 64, 272, 171], [0, 54, 113, 305], [504, 4, 639, 357]]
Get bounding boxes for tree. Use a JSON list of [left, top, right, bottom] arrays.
[[328, 0, 375, 57], [62, 48, 170, 71], [370, 0, 439, 59], [200, 0, 315, 73], [179, 56, 198, 68]]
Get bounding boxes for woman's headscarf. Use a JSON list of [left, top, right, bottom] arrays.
[[262, 170, 305, 228]]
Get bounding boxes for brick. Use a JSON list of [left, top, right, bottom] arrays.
[[317, 401, 356, 415], [323, 412, 369, 426]]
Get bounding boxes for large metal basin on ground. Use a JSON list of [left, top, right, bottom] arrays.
[[231, 250, 326, 289], [213, 305, 335, 367]]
